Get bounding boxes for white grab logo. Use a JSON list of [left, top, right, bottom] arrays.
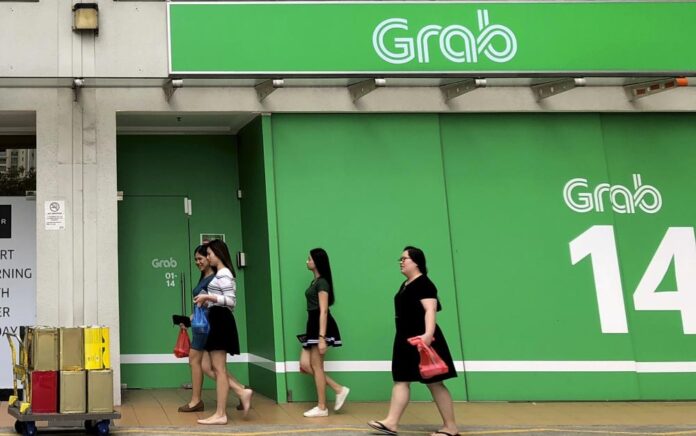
[[372, 10, 517, 65], [563, 174, 662, 214], [152, 257, 178, 269]]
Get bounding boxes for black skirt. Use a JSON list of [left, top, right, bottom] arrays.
[[391, 324, 457, 384], [298, 309, 342, 349], [204, 305, 240, 355]]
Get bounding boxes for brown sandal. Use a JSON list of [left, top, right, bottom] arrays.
[[178, 401, 204, 412]]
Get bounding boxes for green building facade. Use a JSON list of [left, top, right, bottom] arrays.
[[2, 1, 696, 405], [117, 112, 696, 402]]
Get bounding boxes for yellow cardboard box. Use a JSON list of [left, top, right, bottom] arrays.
[[84, 326, 110, 370]]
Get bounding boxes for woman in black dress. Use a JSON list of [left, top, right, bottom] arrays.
[[368, 246, 459, 436], [298, 248, 350, 417]]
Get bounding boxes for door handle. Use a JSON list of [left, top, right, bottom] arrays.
[[180, 271, 186, 315]]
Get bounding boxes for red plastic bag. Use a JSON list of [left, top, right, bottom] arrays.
[[174, 327, 190, 358], [408, 336, 448, 379]]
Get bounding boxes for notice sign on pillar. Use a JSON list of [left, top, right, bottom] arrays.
[[45, 200, 66, 230], [0, 197, 37, 388]]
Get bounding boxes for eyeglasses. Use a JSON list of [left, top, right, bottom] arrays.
[[399, 257, 411, 263]]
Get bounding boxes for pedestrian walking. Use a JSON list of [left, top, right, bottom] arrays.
[[368, 246, 459, 436], [178, 243, 215, 413], [298, 248, 350, 417], [193, 239, 253, 424]]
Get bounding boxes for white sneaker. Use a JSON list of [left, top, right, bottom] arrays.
[[334, 386, 350, 411], [303, 406, 329, 418]]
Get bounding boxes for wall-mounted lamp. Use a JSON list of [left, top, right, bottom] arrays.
[[532, 78, 586, 101], [256, 79, 284, 101], [349, 78, 386, 102], [72, 77, 85, 102], [441, 78, 487, 101], [625, 77, 688, 101], [163, 78, 183, 102], [73, 3, 99, 35]]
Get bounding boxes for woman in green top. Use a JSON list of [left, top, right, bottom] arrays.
[[298, 248, 350, 418]]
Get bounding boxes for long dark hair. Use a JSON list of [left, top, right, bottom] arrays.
[[194, 243, 211, 282], [404, 246, 428, 275], [310, 248, 335, 306], [208, 239, 236, 277]]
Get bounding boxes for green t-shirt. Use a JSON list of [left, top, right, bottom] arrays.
[[305, 277, 330, 311]]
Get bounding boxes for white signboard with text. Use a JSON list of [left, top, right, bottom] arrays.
[[44, 200, 65, 231], [0, 197, 36, 388]]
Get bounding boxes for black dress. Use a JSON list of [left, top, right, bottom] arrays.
[[391, 275, 457, 384]]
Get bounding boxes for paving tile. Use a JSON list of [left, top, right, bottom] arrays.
[[4, 388, 696, 434]]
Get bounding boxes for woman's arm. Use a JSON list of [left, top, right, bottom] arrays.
[[214, 273, 236, 307], [419, 298, 438, 346], [318, 290, 329, 354]]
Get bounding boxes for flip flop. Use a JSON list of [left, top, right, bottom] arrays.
[[368, 421, 398, 436], [432, 431, 460, 436]]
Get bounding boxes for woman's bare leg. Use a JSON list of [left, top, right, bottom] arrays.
[[309, 347, 327, 410], [187, 349, 204, 407], [197, 351, 228, 424], [301, 348, 343, 393], [368, 382, 410, 433], [427, 382, 458, 436]]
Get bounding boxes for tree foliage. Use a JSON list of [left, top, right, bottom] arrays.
[[0, 167, 36, 196]]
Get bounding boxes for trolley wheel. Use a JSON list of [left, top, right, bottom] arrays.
[[96, 420, 110, 436], [13, 420, 23, 434], [85, 420, 95, 433], [22, 421, 36, 436]]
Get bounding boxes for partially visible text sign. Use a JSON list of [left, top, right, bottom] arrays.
[[0, 198, 36, 387]]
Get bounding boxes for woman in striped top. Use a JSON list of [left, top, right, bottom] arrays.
[[193, 239, 253, 425]]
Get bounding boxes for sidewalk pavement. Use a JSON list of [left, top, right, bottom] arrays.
[[2, 389, 696, 435]]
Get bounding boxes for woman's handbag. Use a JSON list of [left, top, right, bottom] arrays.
[[191, 305, 210, 335], [174, 327, 191, 358], [408, 336, 449, 379]]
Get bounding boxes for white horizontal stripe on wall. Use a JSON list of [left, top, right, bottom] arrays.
[[121, 353, 249, 364], [464, 360, 637, 372], [120, 354, 696, 373]]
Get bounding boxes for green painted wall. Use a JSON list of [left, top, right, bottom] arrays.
[[440, 114, 637, 400], [117, 135, 248, 388], [602, 114, 696, 399], [269, 114, 467, 402], [266, 113, 696, 402], [239, 117, 288, 401], [115, 115, 696, 402]]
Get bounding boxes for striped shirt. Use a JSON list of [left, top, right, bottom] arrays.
[[206, 267, 236, 309]]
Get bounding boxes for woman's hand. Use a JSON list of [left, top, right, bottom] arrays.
[[193, 294, 210, 307], [418, 332, 434, 347], [318, 337, 327, 355]]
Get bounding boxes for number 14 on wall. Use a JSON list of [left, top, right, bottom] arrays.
[[570, 226, 696, 334]]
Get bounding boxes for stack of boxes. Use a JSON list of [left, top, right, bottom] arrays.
[[24, 326, 113, 414]]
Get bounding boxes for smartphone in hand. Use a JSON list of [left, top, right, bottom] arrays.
[[172, 314, 191, 328]]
